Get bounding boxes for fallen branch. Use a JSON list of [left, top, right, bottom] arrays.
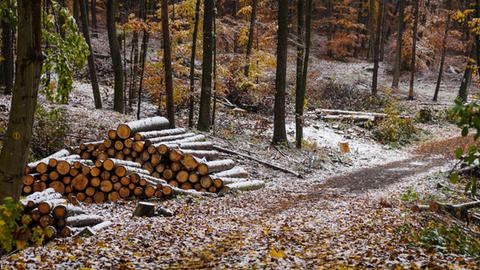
[[213, 145, 303, 178]]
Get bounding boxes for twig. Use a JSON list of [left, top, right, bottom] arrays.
[[213, 145, 303, 178]]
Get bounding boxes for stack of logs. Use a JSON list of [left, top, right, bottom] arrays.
[[22, 156, 174, 203], [18, 188, 107, 244], [71, 117, 250, 193], [22, 117, 254, 204]]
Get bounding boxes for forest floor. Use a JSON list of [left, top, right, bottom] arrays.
[[2, 33, 480, 268]]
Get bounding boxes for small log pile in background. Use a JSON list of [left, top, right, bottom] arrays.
[[21, 117, 261, 204], [17, 188, 107, 245]]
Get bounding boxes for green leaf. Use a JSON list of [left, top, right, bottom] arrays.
[[462, 127, 469, 137], [450, 172, 459, 184], [455, 148, 464, 159]]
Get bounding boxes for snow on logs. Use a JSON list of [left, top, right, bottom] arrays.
[[23, 117, 261, 204]]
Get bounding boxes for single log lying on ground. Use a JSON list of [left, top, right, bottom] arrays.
[[226, 180, 265, 191], [213, 145, 303, 178], [116, 116, 170, 139], [178, 150, 219, 160], [429, 200, 480, 221], [66, 214, 104, 227], [132, 202, 156, 217]]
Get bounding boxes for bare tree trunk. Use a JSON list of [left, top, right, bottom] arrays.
[[0, 0, 43, 202], [272, 0, 289, 145], [79, 0, 102, 109], [244, 0, 258, 77], [295, 0, 305, 148], [408, 0, 420, 100], [433, 1, 451, 102], [129, 31, 139, 112], [197, 0, 214, 131], [367, 0, 375, 60], [161, 0, 175, 128], [296, 0, 313, 149], [107, 0, 124, 113], [73, 0, 80, 24], [372, 0, 385, 95], [379, 0, 388, 61], [188, 0, 201, 127], [392, 0, 405, 89], [211, 5, 218, 132], [458, 43, 475, 103], [1, 0, 14, 95]]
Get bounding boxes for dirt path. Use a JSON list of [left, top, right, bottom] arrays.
[[2, 136, 478, 269]]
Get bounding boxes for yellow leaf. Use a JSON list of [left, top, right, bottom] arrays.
[[269, 248, 286, 259]]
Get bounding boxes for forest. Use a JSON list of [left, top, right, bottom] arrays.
[[0, 0, 480, 268]]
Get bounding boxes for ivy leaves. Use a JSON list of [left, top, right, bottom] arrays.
[[41, 1, 89, 104]]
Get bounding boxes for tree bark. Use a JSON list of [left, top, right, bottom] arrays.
[[0, 0, 43, 202], [372, 0, 385, 95], [433, 5, 451, 102], [392, 0, 405, 89], [458, 43, 475, 103], [379, 0, 388, 62], [272, 0, 289, 145], [244, 0, 258, 77], [137, 0, 150, 120], [79, 0, 102, 109], [1, 0, 14, 95], [197, 0, 214, 131], [211, 5, 218, 131], [188, 0, 201, 127], [295, 0, 305, 148], [107, 0, 124, 113], [408, 0, 420, 100], [161, 0, 175, 128], [367, 0, 375, 60]]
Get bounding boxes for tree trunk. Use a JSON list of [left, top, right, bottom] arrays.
[[1, 2, 14, 95], [137, 28, 150, 120], [79, 0, 102, 109], [408, 0, 420, 100], [107, 0, 124, 113], [197, 0, 214, 131], [0, 0, 43, 202], [433, 8, 450, 102], [129, 31, 139, 112], [244, 0, 258, 77], [188, 0, 201, 128], [161, 0, 175, 128], [367, 0, 375, 60], [458, 43, 475, 103], [379, 0, 388, 61], [73, 0, 80, 23], [295, 0, 305, 148], [91, 0, 97, 36], [372, 0, 385, 95], [211, 6, 218, 131], [272, 0, 289, 145], [392, 0, 405, 89]]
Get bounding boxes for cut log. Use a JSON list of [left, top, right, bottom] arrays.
[[56, 160, 71, 175], [133, 202, 156, 217], [66, 214, 103, 227], [226, 180, 265, 191], [197, 159, 235, 175], [109, 158, 142, 168], [179, 150, 219, 160], [23, 174, 37, 186], [72, 175, 89, 191], [48, 181, 65, 194], [179, 142, 213, 151], [147, 132, 196, 144], [38, 198, 67, 214], [154, 134, 206, 148], [116, 116, 170, 139], [429, 200, 480, 221], [156, 206, 173, 217], [91, 220, 113, 232], [214, 145, 302, 178], [213, 166, 249, 178], [134, 128, 186, 141]]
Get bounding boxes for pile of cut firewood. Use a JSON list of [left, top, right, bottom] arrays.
[[21, 117, 261, 204], [18, 189, 107, 244], [22, 155, 173, 203]]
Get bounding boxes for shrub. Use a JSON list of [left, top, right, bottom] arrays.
[[31, 106, 69, 159], [373, 101, 417, 145], [309, 80, 390, 112]]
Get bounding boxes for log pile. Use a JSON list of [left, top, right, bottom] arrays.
[[17, 189, 106, 245], [22, 117, 262, 204], [22, 157, 174, 203]]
